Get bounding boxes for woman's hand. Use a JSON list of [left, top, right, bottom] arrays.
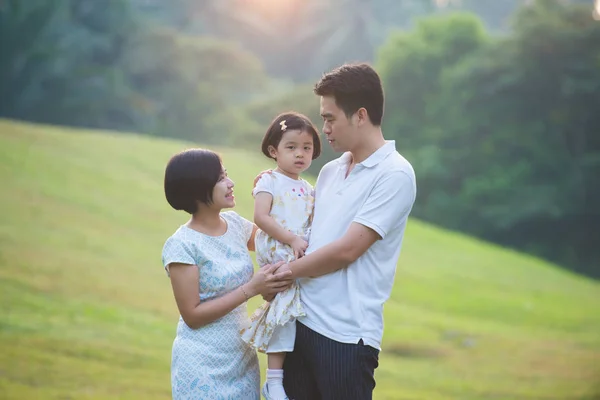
[[290, 235, 308, 259], [245, 261, 293, 298]]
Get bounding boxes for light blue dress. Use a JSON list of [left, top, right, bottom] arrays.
[[161, 211, 260, 400]]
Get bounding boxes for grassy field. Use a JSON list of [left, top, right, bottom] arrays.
[[1, 119, 599, 400]]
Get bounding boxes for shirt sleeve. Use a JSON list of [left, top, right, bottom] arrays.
[[252, 172, 275, 197], [161, 236, 196, 276], [353, 170, 416, 239]]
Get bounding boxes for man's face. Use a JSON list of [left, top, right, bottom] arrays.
[[320, 95, 357, 153]]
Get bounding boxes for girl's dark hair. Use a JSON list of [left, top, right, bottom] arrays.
[[314, 63, 384, 126], [261, 111, 321, 160], [164, 148, 222, 214]]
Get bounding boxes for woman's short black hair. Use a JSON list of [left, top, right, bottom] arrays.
[[261, 111, 321, 160], [164, 148, 222, 214]]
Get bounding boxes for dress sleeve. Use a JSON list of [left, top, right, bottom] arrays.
[[161, 236, 196, 277], [237, 213, 255, 244], [223, 211, 255, 245], [252, 172, 275, 197]]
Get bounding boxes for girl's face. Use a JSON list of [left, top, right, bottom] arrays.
[[268, 129, 314, 179], [209, 167, 235, 210]]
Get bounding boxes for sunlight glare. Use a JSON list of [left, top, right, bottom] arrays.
[[244, 0, 299, 19], [434, 0, 462, 8]]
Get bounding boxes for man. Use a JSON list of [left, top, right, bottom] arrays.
[[274, 63, 416, 399]]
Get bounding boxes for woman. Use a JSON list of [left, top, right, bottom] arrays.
[[161, 148, 293, 399]]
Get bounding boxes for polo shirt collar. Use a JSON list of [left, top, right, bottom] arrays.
[[337, 140, 396, 168]]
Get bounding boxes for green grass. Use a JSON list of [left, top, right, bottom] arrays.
[[1, 119, 599, 400]]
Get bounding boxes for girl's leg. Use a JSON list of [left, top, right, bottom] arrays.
[[268, 352, 286, 369], [266, 352, 288, 399], [264, 293, 297, 399]]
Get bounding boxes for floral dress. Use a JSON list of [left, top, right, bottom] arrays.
[[162, 211, 260, 400], [240, 171, 314, 353]]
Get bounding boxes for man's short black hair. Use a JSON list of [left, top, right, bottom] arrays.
[[164, 148, 222, 214], [314, 63, 384, 126]]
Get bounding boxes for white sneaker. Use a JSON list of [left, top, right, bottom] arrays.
[[261, 382, 289, 400]]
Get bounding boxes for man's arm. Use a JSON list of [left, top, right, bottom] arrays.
[[284, 222, 380, 278], [276, 169, 415, 279]]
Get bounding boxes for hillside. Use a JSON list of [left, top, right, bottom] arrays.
[[0, 119, 598, 400]]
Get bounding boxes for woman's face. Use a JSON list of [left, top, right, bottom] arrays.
[[209, 167, 235, 210]]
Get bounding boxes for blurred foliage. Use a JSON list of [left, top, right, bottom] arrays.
[[230, 84, 337, 175], [0, 0, 598, 277], [377, 0, 600, 277], [0, 0, 267, 141]]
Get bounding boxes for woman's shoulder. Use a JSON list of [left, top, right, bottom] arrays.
[[222, 211, 254, 241], [164, 225, 183, 241], [163, 226, 193, 250], [221, 210, 246, 228]]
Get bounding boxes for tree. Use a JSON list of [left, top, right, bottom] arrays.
[[378, 0, 600, 276], [377, 12, 487, 149], [0, 0, 70, 120], [449, 0, 600, 273], [0, 0, 140, 129]]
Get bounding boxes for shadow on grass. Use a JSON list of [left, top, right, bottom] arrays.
[[385, 343, 448, 359]]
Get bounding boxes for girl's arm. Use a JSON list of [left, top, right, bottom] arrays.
[[169, 262, 290, 329], [253, 192, 296, 245]]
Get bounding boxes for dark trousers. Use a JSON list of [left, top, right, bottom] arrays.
[[283, 321, 380, 400]]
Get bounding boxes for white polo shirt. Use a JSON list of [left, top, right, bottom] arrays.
[[298, 140, 416, 350]]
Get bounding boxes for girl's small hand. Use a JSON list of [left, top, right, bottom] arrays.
[[290, 236, 308, 259]]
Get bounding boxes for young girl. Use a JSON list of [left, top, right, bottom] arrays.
[[240, 112, 321, 400]]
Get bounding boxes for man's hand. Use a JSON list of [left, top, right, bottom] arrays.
[[273, 262, 292, 280], [260, 261, 293, 297]]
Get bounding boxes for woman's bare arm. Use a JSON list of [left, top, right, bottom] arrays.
[[169, 262, 291, 329]]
